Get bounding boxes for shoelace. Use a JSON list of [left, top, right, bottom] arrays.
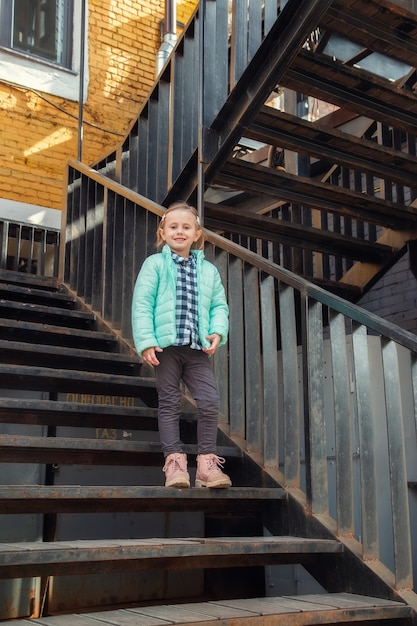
[[205, 455, 226, 472], [163, 456, 186, 472]]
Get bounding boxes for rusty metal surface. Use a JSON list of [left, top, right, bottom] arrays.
[[0, 397, 162, 430], [0, 435, 240, 466], [0, 593, 412, 625], [0, 485, 286, 514], [0, 364, 158, 400], [0, 537, 343, 579]]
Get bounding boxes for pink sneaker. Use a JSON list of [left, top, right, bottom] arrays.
[[195, 454, 232, 488], [163, 453, 190, 488]]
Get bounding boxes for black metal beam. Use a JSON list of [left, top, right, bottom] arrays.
[[320, 0, 417, 69], [214, 159, 417, 230], [247, 107, 417, 189], [206, 0, 334, 178], [283, 50, 417, 135], [165, 0, 333, 203], [205, 202, 393, 263]]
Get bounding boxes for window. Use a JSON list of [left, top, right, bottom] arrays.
[[0, 0, 87, 101], [0, 0, 73, 68]]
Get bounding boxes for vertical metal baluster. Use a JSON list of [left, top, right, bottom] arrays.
[[279, 284, 300, 487], [228, 257, 245, 438], [244, 264, 262, 454], [381, 339, 413, 588], [306, 298, 328, 514], [352, 323, 379, 560], [261, 274, 279, 469], [329, 311, 354, 535]]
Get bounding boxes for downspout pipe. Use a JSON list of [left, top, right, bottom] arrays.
[[156, 0, 177, 75], [77, 0, 86, 161], [197, 0, 205, 226]]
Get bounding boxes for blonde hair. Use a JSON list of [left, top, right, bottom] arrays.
[[157, 201, 204, 249]]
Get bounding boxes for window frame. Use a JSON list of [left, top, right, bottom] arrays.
[[0, 0, 87, 102], [0, 1, 12, 47]]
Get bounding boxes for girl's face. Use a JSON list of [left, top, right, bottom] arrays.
[[160, 209, 200, 258]]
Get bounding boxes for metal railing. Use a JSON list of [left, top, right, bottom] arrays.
[[63, 160, 417, 601], [0, 219, 60, 277], [92, 0, 285, 203], [89, 0, 417, 290]]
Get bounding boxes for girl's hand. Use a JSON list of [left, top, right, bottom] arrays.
[[203, 334, 221, 355], [142, 346, 163, 366]]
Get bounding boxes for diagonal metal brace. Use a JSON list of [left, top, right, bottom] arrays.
[[204, 0, 334, 180]]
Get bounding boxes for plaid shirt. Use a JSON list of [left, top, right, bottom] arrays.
[[172, 252, 202, 350]]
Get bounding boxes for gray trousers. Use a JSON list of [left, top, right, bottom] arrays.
[[154, 345, 219, 457]]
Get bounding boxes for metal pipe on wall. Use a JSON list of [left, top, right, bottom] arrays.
[[197, 0, 205, 226], [77, 0, 86, 161], [156, 0, 177, 75]]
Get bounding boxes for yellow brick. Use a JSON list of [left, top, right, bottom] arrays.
[[0, 0, 198, 210]]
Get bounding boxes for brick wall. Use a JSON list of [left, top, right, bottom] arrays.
[[357, 251, 417, 335], [0, 0, 197, 211]]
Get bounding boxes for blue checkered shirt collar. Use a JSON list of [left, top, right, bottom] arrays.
[[171, 251, 201, 349], [171, 252, 195, 266]]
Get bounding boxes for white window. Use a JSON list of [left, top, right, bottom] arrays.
[[1, 0, 73, 67], [0, 0, 88, 101]]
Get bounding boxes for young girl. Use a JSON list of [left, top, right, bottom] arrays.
[[131, 201, 231, 489]]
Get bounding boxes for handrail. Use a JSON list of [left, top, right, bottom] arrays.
[[206, 230, 417, 353], [64, 159, 417, 356], [63, 160, 417, 600]]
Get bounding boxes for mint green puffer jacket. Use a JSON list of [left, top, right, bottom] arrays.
[[131, 245, 229, 356]]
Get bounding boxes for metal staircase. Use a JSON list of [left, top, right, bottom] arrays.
[[0, 266, 415, 623], [93, 0, 417, 297], [2, 0, 417, 622]]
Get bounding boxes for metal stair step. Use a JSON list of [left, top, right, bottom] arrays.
[[0, 299, 96, 329], [0, 338, 143, 375], [0, 536, 344, 579], [0, 364, 157, 402], [1, 593, 411, 625], [0, 281, 76, 307], [0, 318, 118, 350], [0, 485, 286, 514], [0, 397, 195, 430], [0, 435, 240, 466], [0, 269, 59, 292]]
